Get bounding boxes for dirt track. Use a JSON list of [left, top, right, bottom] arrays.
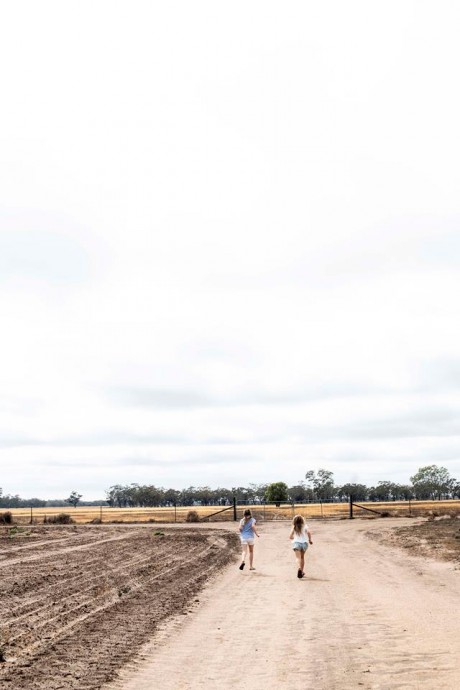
[[105, 519, 460, 690], [1, 519, 459, 689]]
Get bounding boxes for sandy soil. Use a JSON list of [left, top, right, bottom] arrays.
[[0, 524, 239, 689], [2, 519, 459, 689], [105, 518, 460, 690]]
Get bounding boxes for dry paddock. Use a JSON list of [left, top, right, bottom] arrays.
[[1, 517, 459, 690], [4, 499, 460, 524]]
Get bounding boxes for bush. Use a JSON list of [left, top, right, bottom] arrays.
[[186, 510, 200, 523], [44, 513, 74, 524], [0, 511, 13, 525]]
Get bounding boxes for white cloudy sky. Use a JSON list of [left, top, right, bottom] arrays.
[[1, 1, 460, 500]]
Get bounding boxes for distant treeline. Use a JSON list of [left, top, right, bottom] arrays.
[[104, 466, 460, 508], [1, 465, 458, 509], [0, 494, 106, 508]]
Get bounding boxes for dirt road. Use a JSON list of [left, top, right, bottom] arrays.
[[106, 519, 460, 690]]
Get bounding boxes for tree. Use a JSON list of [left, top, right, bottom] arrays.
[[179, 486, 196, 506], [410, 465, 455, 500], [195, 486, 213, 506], [288, 483, 315, 503], [368, 481, 397, 502], [264, 482, 289, 503], [337, 483, 368, 502], [305, 469, 335, 499], [210, 487, 233, 505], [65, 491, 82, 508], [164, 488, 181, 506]]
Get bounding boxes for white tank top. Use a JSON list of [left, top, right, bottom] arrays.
[[292, 525, 308, 543]]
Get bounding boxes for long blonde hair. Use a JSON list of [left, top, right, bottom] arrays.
[[292, 514, 305, 536]]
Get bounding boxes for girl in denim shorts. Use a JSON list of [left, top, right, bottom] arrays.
[[289, 514, 313, 578], [238, 509, 260, 571]]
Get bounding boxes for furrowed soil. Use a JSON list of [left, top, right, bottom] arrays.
[[0, 524, 239, 689], [2, 518, 460, 689]]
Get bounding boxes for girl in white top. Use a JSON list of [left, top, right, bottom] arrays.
[[289, 514, 313, 579]]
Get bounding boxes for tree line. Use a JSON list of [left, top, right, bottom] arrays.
[[101, 465, 460, 506], [1, 465, 458, 509]]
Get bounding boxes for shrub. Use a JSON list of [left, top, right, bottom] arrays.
[[44, 513, 74, 525], [186, 510, 200, 523], [0, 511, 13, 525]]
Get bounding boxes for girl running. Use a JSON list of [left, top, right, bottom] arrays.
[[289, 514, 313, 578], [238, 509, 260, 571]]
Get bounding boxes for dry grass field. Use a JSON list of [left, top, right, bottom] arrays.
[[4, 499, 460, 525]]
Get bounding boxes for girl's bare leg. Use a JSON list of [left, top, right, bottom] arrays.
[[248, 544, 255, 568], [294, 549, 304, 577], [241, 542, 248, 564]]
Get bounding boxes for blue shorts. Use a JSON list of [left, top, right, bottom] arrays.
[[292, 541, 308, 552]]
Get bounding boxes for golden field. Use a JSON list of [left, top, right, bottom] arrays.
[[3, 499, 460, 524]]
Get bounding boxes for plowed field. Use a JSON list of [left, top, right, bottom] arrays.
[[0, 524, 239, 689]]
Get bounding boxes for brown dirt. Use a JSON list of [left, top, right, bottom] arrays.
[[2, 519, 460, 690], [106, 519, 460, 690], [0, 524, 239, 689], [381, 515, 460, 563]]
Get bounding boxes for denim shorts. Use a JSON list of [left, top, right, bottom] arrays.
[[292, 541, 308, 551]]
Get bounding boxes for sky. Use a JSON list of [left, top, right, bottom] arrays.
[[1, 1, 460, 500]]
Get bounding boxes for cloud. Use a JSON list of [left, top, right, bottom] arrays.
[[338, 408, 460, 441], [0, 222, 91, 286], [418, 358, 460, 393], [106, 381, 383, 410], [108, 387, 214, 409], [2, 2, 460, 498]]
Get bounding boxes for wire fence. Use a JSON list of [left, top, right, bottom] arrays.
[[2, 498, 460, 525]]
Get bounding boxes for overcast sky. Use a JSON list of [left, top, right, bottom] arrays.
[[1, 1, 460, 500]]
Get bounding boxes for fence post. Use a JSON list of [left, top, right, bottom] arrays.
[[409, 498, 411, 517], [233, 495, 237, 521], [100, 504, 103, 523], [174, 503, 177, 523], [30, 506, 33, 524], [349, 494, 354, 519]]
